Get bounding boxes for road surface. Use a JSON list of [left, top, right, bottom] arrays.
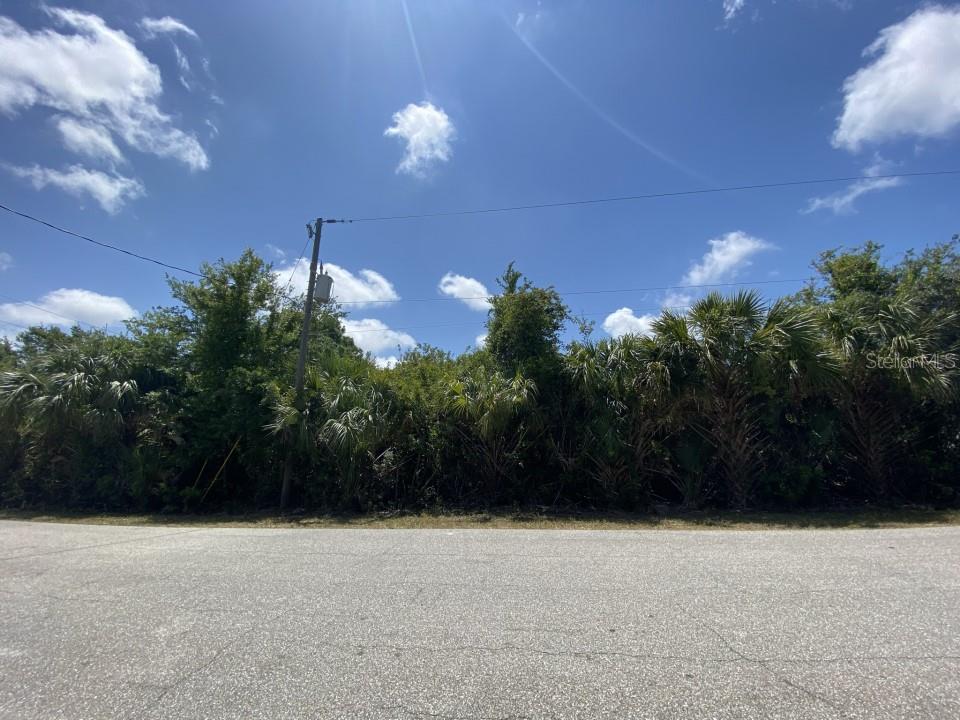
[[1, 520, 958, 719]]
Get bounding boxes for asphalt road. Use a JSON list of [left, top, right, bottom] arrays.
[[0, 521, 958, 719]]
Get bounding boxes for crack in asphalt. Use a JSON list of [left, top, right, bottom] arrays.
[[695, 618, 843, 712], [4, 523, 959, 718], [329, 703, 537, 720]]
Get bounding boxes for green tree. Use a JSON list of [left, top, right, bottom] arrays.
[[485, 263, 569, 384], [0, 334, 142, 506], [652, 291, 828, 508], [564, 334, 674, 508], [448, 367, 537, 503], [819, 298, 955, 500]]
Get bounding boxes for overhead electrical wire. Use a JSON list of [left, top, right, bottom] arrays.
[[4, 169, 958, 277], [1, 167, 956, 336], [0, 203, 203, 277], [281, 234, 312, 298], [334, 277, 806, 306], [345, 170, 960, 222], [0, 292, 91, 328], [1, 199, 813, 311], [0, 319, 33, 332], [341, 304, 751, 335]]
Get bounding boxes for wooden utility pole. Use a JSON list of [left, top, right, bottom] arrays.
[[280, 218, 323, 510]]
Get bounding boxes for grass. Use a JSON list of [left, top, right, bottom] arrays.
[[1, 507, 959, 531]]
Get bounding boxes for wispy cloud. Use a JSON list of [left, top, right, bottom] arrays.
[[515, 1, 544, 30], [265, 244, 287, 261], [722, 0, 746, 23], [385, 102, 456, 177], [804, 157, 902, 215], [54, 117, 124, 164], [4, 164, 144, 214], [681, 231, 773, 285], [0, 252, 12, 272], [0, 5, 209, 197], [510, 23, 709, 183], [139, 16, 198, 40]]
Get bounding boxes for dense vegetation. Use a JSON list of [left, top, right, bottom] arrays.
[[2, 240, 958, 514]]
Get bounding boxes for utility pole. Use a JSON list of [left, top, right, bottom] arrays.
[[280, 217, 324, 510]]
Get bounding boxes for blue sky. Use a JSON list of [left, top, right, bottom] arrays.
[[1, 0, 959, 365]]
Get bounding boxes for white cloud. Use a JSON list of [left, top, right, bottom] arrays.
[[804, 178, 901, 215], [475, 334, 487, 348], [438, 273, 491, 311], [0, 288, 137, 329], [341, 318, 416, 355], [0, 8, 209, 172], [833, 6, 960, 152], [602, 308, 656, 339], [265, 243, 286, 261], [54, 116, 124, 163], [515, 1, 544, 29], [805, 155, 902, 214], [384, 101, 455, 177], [173, 44, 191, 72], [0, 252, 11, 271], [274, 260, 400, 308], [723, 0, 746, 22], [681, 231, 773, 286], [139, 17, 198, 40], [602, 231, 773, 339], [373, 355, 400, 369], [663, 290, 694, 309], [171, 43, 197, 93], [5, 163, 144, 214]]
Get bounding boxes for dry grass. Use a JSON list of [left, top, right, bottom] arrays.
[[2, 507, 959, 531]]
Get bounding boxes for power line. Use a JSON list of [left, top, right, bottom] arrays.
[[341, 305, 727, 335], [1, 200, 809, 311], [281, 234, 312, 298], [0, 199, 806, 320], [4, 169, 959, 282], [334, 277, 806, 306], [0, 292, 90, 328], [0, 203, 203, 277], [0, 318, 33, 332], [346, 170, 960, 222]]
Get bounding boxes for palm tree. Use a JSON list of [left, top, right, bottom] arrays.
[[651, 291, 828, 508], [565, 334, 673, 505], [819, 298, 956, 499], [318, 375, 394, 507], [267, 353, 395, 508], [2, 350, 138, 427], [0, 346, 140, 503], [448, 369, 536, 503]]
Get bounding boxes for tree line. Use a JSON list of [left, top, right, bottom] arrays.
[[1, 238, 958, 513]]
